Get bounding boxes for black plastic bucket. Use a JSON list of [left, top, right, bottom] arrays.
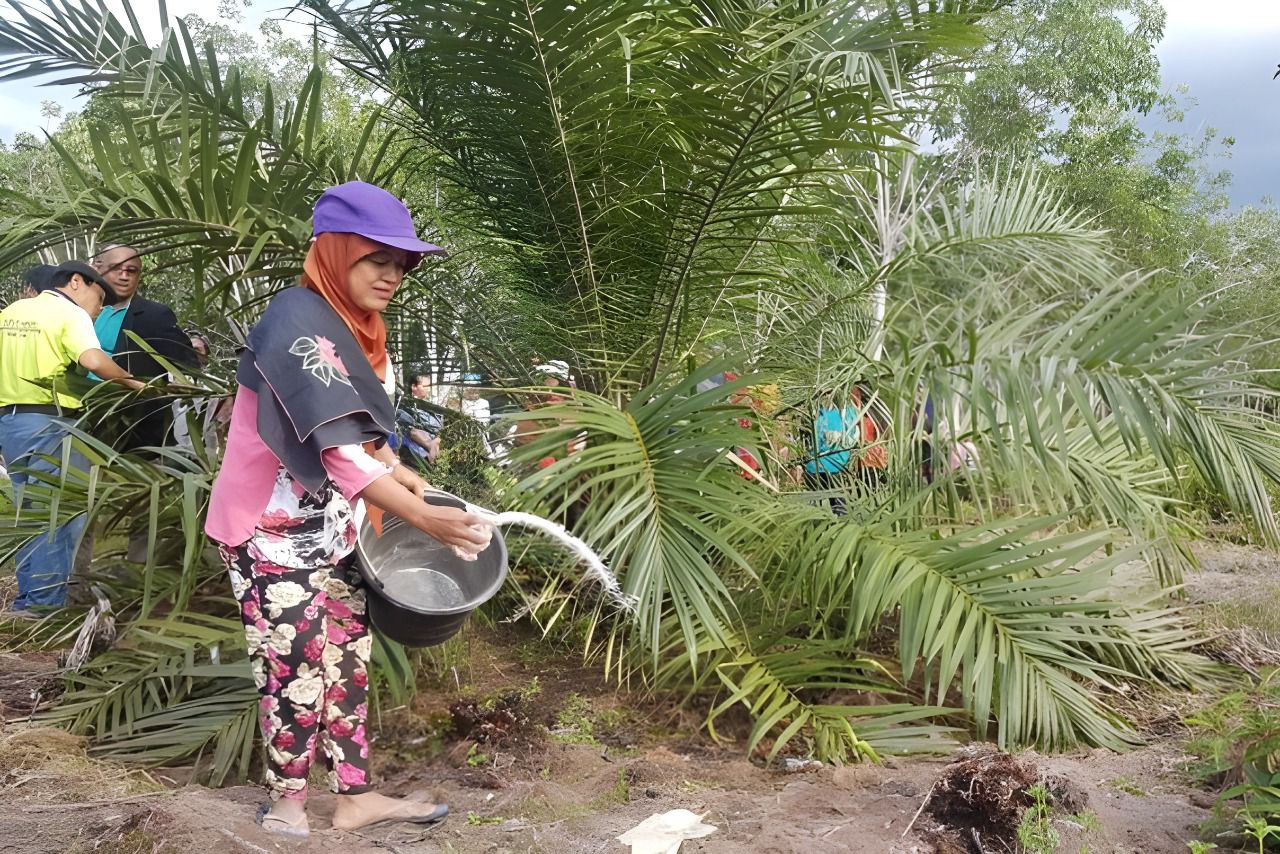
[[354, 492, 508, 647]]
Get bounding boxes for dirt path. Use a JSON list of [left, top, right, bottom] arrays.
[[6, 539, 1279, 853], [0, 738, 1210, 853]]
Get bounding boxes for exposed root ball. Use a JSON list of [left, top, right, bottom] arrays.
[[449, 692, 530, 745], [926, 744, 1039, 842]]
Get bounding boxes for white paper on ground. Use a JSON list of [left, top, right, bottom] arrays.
[[616, 809, 717, 854]]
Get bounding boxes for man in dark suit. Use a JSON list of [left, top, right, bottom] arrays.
[[91, 244, 191, 448]]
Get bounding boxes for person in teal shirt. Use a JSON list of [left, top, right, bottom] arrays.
[[802, 398, 858, 515], [93, 300, 130, 356], [89, 247, 141, 378]]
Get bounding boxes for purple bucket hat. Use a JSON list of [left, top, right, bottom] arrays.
[[312, 181, 446, 256]]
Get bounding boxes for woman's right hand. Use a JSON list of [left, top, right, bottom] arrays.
[[360, 474, 492, 555], [415, 505, 493, 553]]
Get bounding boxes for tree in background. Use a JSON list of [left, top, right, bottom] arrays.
[[931, 0, 1167, 158], [929, 0, 1280, 370]]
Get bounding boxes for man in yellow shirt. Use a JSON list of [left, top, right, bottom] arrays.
[[0, 261, 140, 618]]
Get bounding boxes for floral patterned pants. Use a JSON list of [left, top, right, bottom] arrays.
[[223, 543, 374, 800]]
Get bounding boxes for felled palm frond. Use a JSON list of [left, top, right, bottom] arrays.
[[39, 612, 256, 784], [0, 420, 219, 616], [689, 624, 957, 762]]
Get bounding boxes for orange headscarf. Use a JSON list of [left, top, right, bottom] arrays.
[[301, 232, 417, 534], [301, 232, 393, 381]]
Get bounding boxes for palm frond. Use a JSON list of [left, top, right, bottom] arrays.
[[39, 612, 257, 783], [734, 506, 1204, 750], [505, 363, 762, 666], [304, 0, 985, 388], [0, 1, 412, 315]]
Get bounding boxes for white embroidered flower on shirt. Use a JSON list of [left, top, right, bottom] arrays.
[[289, 335, 353, 387]]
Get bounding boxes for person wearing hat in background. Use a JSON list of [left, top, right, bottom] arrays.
[[0, 266, 59, 482], [0, 261, 143, 618], [205, 181, 493, 838], [16, 264, 57, 300]]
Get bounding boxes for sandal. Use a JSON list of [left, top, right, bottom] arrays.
[[354, 803, 449, 832], [255, 801, 311, 839]]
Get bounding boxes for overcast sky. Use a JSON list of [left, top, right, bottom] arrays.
[[0, 0, 1276, 206], [1147, 0, 1280, 206]]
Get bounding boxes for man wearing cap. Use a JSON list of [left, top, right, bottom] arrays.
[[91, 244, 192, 448], [14, 264, 56, 301], [0, 261, 142, 617]]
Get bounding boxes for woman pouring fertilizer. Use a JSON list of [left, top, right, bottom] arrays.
[[206, 182, 492, 838]]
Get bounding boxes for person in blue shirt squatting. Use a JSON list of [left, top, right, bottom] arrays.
[[802, 394, 860, 516]]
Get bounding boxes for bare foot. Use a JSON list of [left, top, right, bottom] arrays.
[[331, 792, 448, 831]]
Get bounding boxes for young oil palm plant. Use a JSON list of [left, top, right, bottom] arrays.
[[300, 0, 995, 389]]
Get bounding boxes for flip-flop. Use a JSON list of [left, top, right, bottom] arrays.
[[255, 801, 311, 838], [358, 803, 449, 831]]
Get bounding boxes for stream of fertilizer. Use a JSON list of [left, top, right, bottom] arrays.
[[466, 505, 636, 612]]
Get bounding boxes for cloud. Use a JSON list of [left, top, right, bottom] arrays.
[[1159, 0, 1280, 39], [1151, 14, 1280, 207], [0, 89, 56, 141]]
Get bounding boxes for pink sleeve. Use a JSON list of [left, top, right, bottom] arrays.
[[321, 444, 394, 501], [205, 387, 280, 547]]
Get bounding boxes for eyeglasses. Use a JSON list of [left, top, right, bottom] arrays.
[[114, 266, 142, 277]]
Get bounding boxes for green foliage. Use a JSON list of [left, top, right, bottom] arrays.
[[0, 0, 1278, 777], [1016, 783, 1061, 854], [1107, 777, 1146, 797], [0, 0, 412, 327], [1049, 94, 1233, 278], [40, 612, 258, 786], [548, 693, 624, 747], [611, 767, 631, 803], [464, 742, 489, 767], [418, 411, 506, 507], [1241, 812, 1280, 854], [303, 0, 990, 390], [933, 0, 1166, 156], [1185, 670, 1280, 843]]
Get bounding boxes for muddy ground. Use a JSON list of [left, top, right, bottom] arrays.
[[1, 541, 1277, 854]]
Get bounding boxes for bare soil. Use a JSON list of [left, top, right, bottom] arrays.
[[3, 540, 1278, 854]]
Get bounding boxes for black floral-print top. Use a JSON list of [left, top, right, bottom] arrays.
[[249, 466, 359, 568]]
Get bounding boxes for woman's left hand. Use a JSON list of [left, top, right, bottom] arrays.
[[391, 464, 429, 499]]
